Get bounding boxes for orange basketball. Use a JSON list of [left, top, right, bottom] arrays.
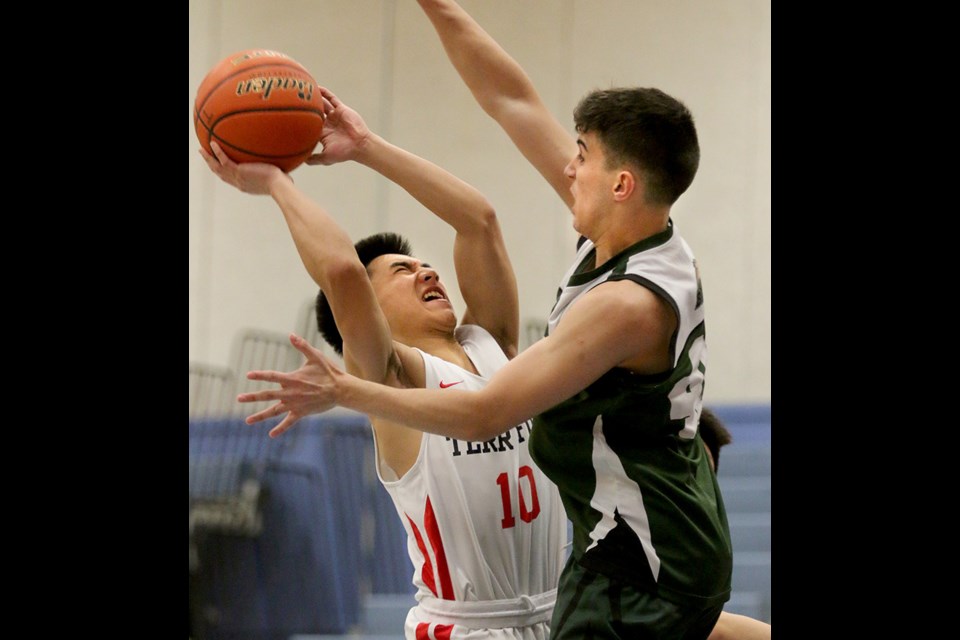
[[194, 49, 325, 173]]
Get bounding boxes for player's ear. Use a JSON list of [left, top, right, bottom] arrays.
[[612, 170, 636, 201]]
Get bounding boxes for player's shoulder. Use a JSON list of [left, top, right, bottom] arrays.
[[575, 280, 674, 333], [455, 323, 496, 345], [585, 278, 663, 309]]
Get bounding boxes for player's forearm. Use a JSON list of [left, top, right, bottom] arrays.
[[335, 335, 586, 441], [335, 367, 519, 442], [417, 0, 536, 118], [267, 176, 364, 291], [354, 132, 497, 236]]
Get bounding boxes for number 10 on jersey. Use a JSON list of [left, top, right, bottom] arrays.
[[496, 465, 541, 528]]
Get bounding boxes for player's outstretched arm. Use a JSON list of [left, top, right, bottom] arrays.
[[242, 281, 672, 441], [416, 0, 577, 208]]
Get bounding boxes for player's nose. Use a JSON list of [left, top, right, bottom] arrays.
[[418, 267, 439, 283]]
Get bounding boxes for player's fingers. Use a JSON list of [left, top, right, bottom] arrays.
[[318, 86, 341, 108], [237, 388, 283, 404], [289, 333, 324, 361], [247, 369, 287, 384], [245, 402, 282, 425], [320, 95, 335, 117], [199, 149, 221, 172], [209, 140, 234, 168], [269, 414, 298, 438]]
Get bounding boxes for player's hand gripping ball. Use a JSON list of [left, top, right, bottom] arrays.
[[194, 49, 326, 172]]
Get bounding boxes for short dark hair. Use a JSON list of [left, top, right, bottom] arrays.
[[315, 232, 414, 356], [573, 87, 699, 206], [699, 407, 733, 472]]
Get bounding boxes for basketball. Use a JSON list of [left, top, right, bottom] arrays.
[[194, 49, 326, 172]]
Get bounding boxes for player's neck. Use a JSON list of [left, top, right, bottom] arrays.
[[593, 210, 669, 265], [410, 331, 478, 375]]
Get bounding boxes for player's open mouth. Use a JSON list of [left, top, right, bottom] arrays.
[[422, 288, 447, 303]]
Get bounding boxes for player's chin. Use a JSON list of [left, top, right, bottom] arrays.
[[426, 304, 457, 325]]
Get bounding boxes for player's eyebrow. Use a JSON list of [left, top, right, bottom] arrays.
[[389, 260, 431, 270]]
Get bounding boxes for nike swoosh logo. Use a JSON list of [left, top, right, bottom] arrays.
[[439, 380, 463, 388]]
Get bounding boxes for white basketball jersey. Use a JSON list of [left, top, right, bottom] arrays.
[[375, 325, 566, 638]]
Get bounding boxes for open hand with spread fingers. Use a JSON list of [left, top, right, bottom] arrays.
[[306, 87, 370, 166], [238, 333, 344, 438]]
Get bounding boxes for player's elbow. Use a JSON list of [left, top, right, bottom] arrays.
[[472, 202, 500, 234], [324, 257, 369, 290], [456, 200, 503, 241], [485, 88, 540, 122]]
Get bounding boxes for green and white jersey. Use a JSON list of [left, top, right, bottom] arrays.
[[529, 220, 732, 607]]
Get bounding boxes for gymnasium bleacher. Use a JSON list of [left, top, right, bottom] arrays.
[[188, 319, 771, 639], [711, 404, 772, 624]]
